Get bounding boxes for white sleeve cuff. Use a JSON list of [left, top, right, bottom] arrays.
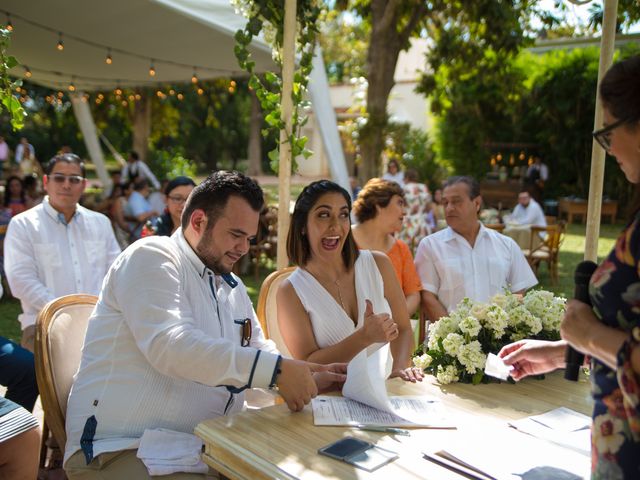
[[248, 351, 279, 389]]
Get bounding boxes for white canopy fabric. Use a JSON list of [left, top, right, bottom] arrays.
[[4, 0, 275, 90]]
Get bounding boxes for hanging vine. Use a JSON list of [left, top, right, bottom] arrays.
[[0, 28, 26, 129], [232, 0, 321, 173]]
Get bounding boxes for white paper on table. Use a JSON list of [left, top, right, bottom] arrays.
[[424, 424, 590, 480], [312, 343, 452, 427], [509, 407, 591, 455], [527, 407, 590, 431]]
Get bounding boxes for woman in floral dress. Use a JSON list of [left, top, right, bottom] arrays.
[[399, 169, 431, 251], [499, 55, 640, 479]]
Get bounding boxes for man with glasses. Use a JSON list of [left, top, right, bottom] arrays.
[[4, 153, 121, 352]]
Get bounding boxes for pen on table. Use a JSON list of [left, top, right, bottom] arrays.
[[353, 425, 410, 436]]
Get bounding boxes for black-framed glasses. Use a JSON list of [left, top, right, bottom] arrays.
[[240, 318, 251, 347], [49, 173, 84, 185], [592, 117, 630, 152], [167, 194, 188, 204]]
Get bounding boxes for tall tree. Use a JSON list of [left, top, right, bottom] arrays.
[[335, 0, 540, 182]]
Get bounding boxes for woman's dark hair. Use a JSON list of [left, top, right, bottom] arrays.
[[287, 180, 359, 268], [387, 159, 400, 172], [181, 170, 264, 230], [600, 56, 640, 219], [165, 176, 196, 196], [4, 176, 25, 207], [600, 55, 640, 124], [352, 178, 405, 223], [404, 168, 420, 183]]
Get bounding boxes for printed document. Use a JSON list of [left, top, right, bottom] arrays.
[[312, 344, 451, 427]]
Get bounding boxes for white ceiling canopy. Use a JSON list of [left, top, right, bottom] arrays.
[[3, 0, 275, 91]]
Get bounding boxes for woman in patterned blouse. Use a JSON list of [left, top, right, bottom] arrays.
[[498, 55, 640, 479]]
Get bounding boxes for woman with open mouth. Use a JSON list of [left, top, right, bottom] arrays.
[[276, 180, 422, 382]]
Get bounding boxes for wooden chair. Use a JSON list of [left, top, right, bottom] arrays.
[[256, 267, 295, 357], [545, 215, 557, 225], [523, 222, 566, 285], [34, 294, 98, 450], [484, 223, 505, 233]]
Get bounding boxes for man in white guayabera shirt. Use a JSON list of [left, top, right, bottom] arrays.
[[414, 176, 537, 322], [4, 153, 121, 352], [63, 171, 346, 479]]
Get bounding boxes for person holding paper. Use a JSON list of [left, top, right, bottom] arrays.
[[277, 180, 422, 382], [499, 55, 640, 479]]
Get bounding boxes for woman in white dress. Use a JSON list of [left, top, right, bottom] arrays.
[[276, 180, 422, 381]]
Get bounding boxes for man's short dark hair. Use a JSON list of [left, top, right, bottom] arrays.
[[45, 153, 86, 178], [181, 171, 264, 230], [443, 176, 480, 199], [130, 151, 139, 161], [133, 179, 149, 191]]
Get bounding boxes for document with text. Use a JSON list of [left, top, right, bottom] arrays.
[[312, 344, 453, 427]]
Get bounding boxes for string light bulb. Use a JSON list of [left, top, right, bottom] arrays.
[[105, 48, 113, 65], [115, 86, 122, 96], [177, 93, 184, 101], [68, 77, 76, 92], [149, 60, 156, 77], [57, 32, 64, 51], [191, 68, 198, 84], [6, 15, 13, 32], [197, 88, 204, 95], [24, 66, 32, 78]]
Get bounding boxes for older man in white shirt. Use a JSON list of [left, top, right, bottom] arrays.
[[415, 176, 537, 321], [5, 153, 121, 352], [508, 191, 547, 228], [63, 171, 345, 479]]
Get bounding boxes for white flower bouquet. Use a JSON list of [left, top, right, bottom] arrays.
[[413, 290, 566, 384]]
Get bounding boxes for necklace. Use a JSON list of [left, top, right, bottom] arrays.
[[333, 278, 346, 311], [307, 267, 347, 311]]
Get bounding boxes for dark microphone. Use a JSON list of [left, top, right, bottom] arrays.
[[564, 261, 598, 381]]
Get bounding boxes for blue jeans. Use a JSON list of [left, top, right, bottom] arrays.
[[0, 336, 38, 412]]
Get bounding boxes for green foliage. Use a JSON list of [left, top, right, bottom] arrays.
[[317, 8, 369, 83], [147, 148, 197, 181], [384, 123, 450, 189], [0, 28, 26, 130], [233, 0, 322, 172]]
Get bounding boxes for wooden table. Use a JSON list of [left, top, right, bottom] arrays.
[[195, 372, 592, 480], [558, 198, 618, 224]]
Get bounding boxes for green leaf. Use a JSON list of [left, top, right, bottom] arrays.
[[6, 56, 18, 69], [268, 148, 280, 174]]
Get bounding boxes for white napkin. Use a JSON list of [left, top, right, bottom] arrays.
[[484, 353, 513, 381], [137, 428, 209, 476]]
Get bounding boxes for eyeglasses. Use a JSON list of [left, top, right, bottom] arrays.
[[240, 318, 252, 347], [592, 117, 630, 152], [49, 173, 84, 185], [167, 195, 188, 204]]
